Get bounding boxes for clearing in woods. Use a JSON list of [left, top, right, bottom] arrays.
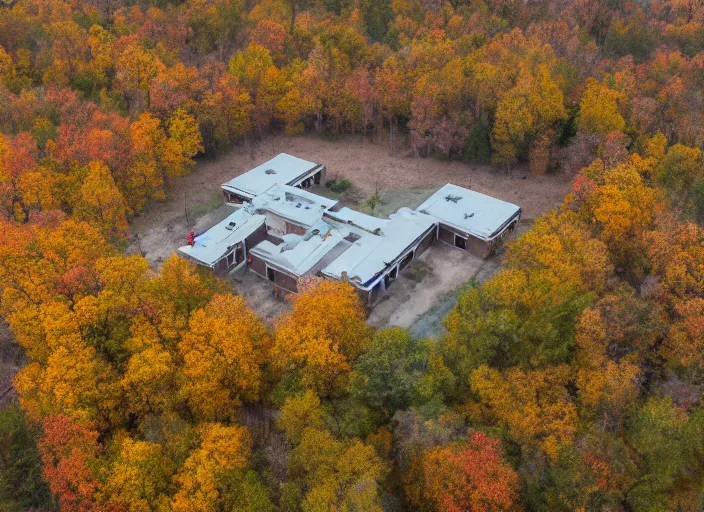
[[128, 135, 571, 334]]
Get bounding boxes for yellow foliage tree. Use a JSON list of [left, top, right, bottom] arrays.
[[137, 255, 224, 349], [160, 109, 203, 179], [271, 279, 372, 396], [470, 365, 577, 459], [574, 308, 640, 425], [171, 422, 252, 512], [178, 293, 270, 421], [492, 64, 566, 168], [128, 113, 168, 211], [277, 390, 326, 443], [577, 78, 626, 136], [74, 161, 130, 240], [288, 428, 386, 512], [121, 343, 177, 417], [100, 438, 172, 512]]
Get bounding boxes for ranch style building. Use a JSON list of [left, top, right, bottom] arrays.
[[178, 154, 521, 305]]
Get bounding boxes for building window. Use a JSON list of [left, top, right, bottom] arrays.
[[235, 245, 244, 264], [399, 251, 413, 270], [267, 267, 276, 282], [227, 251, 235, 267], [455, 235, 467, 250], [227, 193, 245, 205], [370, 282, 381, 303]]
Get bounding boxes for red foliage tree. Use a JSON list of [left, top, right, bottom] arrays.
[[419, 431, 519, 512], [39, 415, 101, 512]]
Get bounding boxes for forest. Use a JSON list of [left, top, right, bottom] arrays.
[[0, 0, 704, 510]]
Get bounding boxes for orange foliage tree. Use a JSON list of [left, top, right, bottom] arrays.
[[271, 278, 371, 396], [414, 431, 519, 512]]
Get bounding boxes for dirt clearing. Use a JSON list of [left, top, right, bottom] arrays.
[[129, 134, 570, 265], [127, 134, 570, 330], [368, 243, 497, 331]]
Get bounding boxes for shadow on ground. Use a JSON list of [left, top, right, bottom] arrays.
[[367, 243, 501, 339]]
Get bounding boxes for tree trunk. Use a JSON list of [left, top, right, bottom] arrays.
[[290, 1, 297, 33], [389, 117, 393, 154]]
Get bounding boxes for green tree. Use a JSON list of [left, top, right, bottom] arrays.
[[625, 398, 704, 511], [0, 405, 54, 511], [349, 327, 451, 416]]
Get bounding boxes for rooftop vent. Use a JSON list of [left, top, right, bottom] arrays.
[[225, 221, 237, 230], [303, 228, 321, 241], [265, 169, 277, 175], [445, 194, 462, 203]]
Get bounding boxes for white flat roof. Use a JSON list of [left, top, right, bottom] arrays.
[[416, 184, 521, 241], [324, 207, 386, 233], [250, 220, 346, 276], [322, 208, 436, 289], [222, 153, 322, 198], [177, 209, 265, 267], [251, 184, 338, 227]]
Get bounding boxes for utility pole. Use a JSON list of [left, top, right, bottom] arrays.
[[184, 192, 190, 228]]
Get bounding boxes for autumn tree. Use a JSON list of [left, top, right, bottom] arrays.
[[43, 21, 89, 89], [150, 62, 205, 114], [569, 155, 663, 279], [271, 279, 372, 396], [654, 144, 704, 222], [198, 75, 252, 153], [574, 306, 641, 427], [492, 64, 566, 169], [470, 365, 578, 459], [115, 41, 164, 111], [277, 390, 327, 444], [160, 108, 203, 179], [127, 112, 167, 211], [171, 422, 260, 512], [252, 20, 286, 59], [411, 431, 520, 512], [39, 415, 101, 512], [101, 437, 172, 512], [178, 293, 270, 421], [577, 78, 626, 137], [73, 160, 129, 241], [287, 427, 386, 511], [137, 254, 224, 349], [0, 133, 52, 222], [121, 341, 178, 417], [376, 56, 411, 152], [0, 220, 115, 361]]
